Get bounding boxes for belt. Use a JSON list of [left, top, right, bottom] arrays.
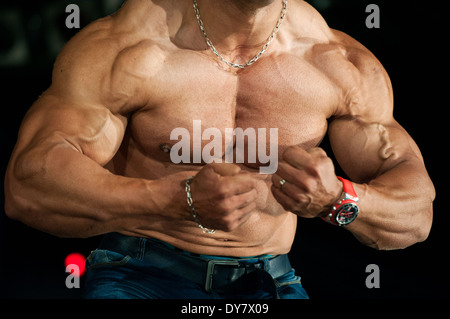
[[98, 233, 292, 294]]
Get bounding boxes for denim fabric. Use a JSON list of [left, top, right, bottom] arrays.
[[84, 241, 309, 299]]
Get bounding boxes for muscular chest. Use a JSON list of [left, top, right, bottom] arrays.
[[127, 51, 337, 168]]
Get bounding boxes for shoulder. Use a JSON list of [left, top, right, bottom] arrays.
[[288, 1, 393, 121], [287, 0, 333, 41], [331, 30, 393, 121], [312, 30, 393, 122], [48, 0, 171, 113]]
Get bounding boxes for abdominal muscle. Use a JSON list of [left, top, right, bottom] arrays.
[[128, 206, 298, 257], [110, 143, 298, 257]]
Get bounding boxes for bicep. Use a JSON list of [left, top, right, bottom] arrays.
[[15, 92, 127, 167], [327, 42, 425, 182], [13, 19, 129, 167], [328, 117, 424, 183]]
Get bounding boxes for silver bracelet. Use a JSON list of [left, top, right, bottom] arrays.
[[185, 176, 216, 234]]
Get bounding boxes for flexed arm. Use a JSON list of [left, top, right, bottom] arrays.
[[4, 19, 187, 238], [271, 44, 435, 250]]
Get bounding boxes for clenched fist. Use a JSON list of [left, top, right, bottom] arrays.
[[271, 146, 343, 218], [188, 163, 259, 232]]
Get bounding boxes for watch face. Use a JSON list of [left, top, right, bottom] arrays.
[[335, 203, 359, 226]]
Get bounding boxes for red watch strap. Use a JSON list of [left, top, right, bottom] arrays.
[[337, 177, 357, 198]]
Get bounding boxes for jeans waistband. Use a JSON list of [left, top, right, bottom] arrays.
[[98, 233, 292, 293], [148, 237, 274, 261]]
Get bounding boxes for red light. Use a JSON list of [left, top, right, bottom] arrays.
[[65, 253, 86, 277]]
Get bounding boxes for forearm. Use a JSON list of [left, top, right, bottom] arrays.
[[346, 160, 435, 250], [5, 144, 187, 238]]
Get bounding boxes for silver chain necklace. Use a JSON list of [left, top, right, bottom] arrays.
[[193, 0, 288, 69]]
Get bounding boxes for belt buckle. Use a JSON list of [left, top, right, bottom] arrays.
[[205, 259, 240, 292]]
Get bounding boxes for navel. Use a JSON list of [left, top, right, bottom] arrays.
[[159, 143, 172, 153]]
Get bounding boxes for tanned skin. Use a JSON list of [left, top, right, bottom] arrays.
[[4, 0, 435, 255]]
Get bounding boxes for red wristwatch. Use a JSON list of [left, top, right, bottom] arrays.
[[322, 177, 359, 226]]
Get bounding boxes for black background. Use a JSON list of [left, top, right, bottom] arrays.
[[0, 0, 448, 300]]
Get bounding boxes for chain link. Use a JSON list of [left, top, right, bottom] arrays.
[[186, 176, 216, 234], [193, 0, 288, 69]]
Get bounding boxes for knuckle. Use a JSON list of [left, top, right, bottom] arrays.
[[294, 192, 309, 204], [218, 199, 234, 213], [216, 184, 231, 198], [282, 145, 300, 160], [221, 215, 238, 232], [322, 156, 333, 168], [308, 162, 321, 175], [302, 178, 317, 192], [285, 145, 298, 152], [312, 147, 327, 156]]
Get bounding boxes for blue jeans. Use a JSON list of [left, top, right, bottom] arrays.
[[84, 234, 309, 299]]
